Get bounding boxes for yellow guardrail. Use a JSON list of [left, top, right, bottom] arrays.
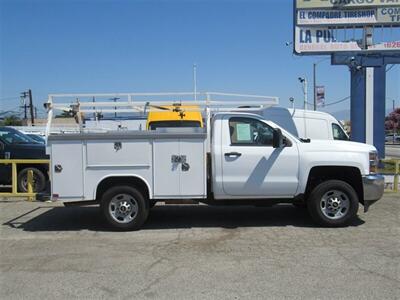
[[381, 159, 400, 192], [0, 159, 50, 201]]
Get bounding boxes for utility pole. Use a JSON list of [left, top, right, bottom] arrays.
[[28, 89, 34, 126], [20, 90, 34, 125]]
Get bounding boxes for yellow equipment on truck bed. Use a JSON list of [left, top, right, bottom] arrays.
[[146, 104, 203, 130]]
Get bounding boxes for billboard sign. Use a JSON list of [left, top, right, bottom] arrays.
[[297, 7, 400, 25], [295, 27, 400, 53], [295, 27, 362, 53], [296, 0, 400, 9], [377, 6, 400, 23], [294, 0, 400, 54]]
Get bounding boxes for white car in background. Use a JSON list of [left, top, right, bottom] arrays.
[[385, 134, 400, 143]]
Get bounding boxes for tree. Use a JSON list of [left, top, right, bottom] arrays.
[[0, 115, 23, 126], [385, 107, 400, 133]]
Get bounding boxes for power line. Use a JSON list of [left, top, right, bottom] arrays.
[[324, 96, 351, 107]]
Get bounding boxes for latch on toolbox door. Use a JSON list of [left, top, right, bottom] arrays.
[[171, 155, 190, 171]]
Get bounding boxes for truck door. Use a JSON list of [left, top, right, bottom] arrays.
[[221, 116, 299, 197]]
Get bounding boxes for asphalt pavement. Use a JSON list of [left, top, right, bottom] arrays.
[[0, 194, 399, 299]]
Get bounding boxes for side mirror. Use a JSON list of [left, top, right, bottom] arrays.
[[272, 128, 283, 148]]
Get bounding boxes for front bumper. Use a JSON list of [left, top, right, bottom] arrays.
[[362, 174, 384, 212]]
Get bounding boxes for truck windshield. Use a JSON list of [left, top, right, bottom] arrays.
[[332, 123, 349, 141], [149, 120, 202, 130], [0, 128, 37, 144]]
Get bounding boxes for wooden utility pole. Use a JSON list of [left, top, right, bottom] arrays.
[[20, 89, 34, 125], [28, 89, 34, 126]]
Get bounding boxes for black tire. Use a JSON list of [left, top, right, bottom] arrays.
[[100, 185, 149, 230], [17, 167, 46, 193], [307, 180, 359, 227], [149, 200, 157, 209]]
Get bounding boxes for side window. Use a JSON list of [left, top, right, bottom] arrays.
[[229, 117, 274, 146], [332, 123, 349, 141]]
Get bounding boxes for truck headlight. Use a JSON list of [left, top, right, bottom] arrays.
[[369, 151, 378, 174]]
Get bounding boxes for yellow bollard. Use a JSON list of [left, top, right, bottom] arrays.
[[394, 161, 399, 193], [27, 169, 35, 201], [11, 162, 18, 194]]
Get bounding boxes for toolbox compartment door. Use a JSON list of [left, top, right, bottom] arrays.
[[50, 141, 84, 199]]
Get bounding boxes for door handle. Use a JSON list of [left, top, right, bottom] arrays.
[[224, 152, 242, 157]]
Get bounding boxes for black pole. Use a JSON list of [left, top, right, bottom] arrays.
[[24, 104, 28, 120], [28, 89, 34, 126]]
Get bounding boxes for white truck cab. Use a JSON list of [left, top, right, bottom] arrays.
[[45, 93, 384, 230]]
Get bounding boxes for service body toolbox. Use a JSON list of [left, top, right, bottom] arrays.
[[47, 128, 207, 201]]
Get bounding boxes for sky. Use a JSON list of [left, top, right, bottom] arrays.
[[0, 0, 399, 119]]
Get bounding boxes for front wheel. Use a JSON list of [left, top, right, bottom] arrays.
[[100, 186, 149, 230], [307, 180, 359, 227]]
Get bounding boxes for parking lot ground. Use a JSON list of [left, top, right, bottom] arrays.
[[1, 194, 399, 299]]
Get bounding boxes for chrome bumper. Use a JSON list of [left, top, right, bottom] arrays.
[[362, 174, 384, 212]]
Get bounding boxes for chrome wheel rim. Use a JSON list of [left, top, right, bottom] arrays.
[[109, 194, 138, 224], [320, 190, 350, 220], [21, 174, 39, 192]]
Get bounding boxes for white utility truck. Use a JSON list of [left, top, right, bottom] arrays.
[[45, 92, 384, 230]]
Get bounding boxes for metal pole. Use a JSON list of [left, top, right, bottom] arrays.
[[304, 78, 308, 110], [193, 64, 197, 101], [394, 100, 396, 144], [313, 63, 317, 111]]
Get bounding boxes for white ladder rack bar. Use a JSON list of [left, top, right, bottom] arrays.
[[45, 92, 279, 136]]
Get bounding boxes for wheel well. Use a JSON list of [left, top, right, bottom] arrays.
[[305, 166, 364, 204], [95, 176, 150, 202]]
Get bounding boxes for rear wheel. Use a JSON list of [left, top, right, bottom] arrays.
[[17, 167, 46, 193], [100, 185, 149, 230], [307, 180, 359, 227]]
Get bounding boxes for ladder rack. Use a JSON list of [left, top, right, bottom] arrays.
[[45, 92, 279, 136]]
